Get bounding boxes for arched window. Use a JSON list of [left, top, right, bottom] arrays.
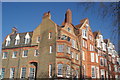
[[57, 64, 63, 77]]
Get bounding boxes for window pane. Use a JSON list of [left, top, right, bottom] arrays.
[[29, 68, 35, 79], [49, 64, 52, 78], [57, 45, 64, 52], [49, 32, 52, 39], [34, 50, 39, 56], [67, 46, 70, 54], [23, 50, 28, 57], [50, 46, 52, 53], [21, 67, 26, 78], [1, 68, 5, 79], [12, 51, 17, 58], [92, 66, 95, 78], [58, 64, 63, 75], [2, 52, 8, 59], [10, 68, 15, 78]]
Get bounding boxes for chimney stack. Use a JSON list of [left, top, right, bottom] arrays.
[[65, 9, 72, 24], [12, 27, 17, 34], [42, 11, 51, 19]]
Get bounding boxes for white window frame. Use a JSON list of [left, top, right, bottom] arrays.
[[91, 53, 94, 62], [12, 51, 17, 58], [96, 39, 101, 48], [1, 68, 5, 79], [67, 46, 70, 54], [15, 39, 20, 45], [96, 67, 99, 78], [5, 36, 11, 46], [10, 68, 15, 78], [22, 50, 28, 57], [20, 67, 26, 79], [91, 66, 96, 78], [100, 58, 104, 66], [29, 67, 36, 79], [25, 38, 30, 44], [57, 64, 63, 77], [2, 52, 8, 59], [48, 32, 52, 39], [71, 39, 76, 48], [76, 54, 78, 60], [82, 29, 87, 39], [101, 69, 105, 78], [50, 46, 53, 53], [34, 50, 39, 56], [96, 54, 98, 63], [71, 52, 74, 58], [66, 65, 70, 78], [6, 40, 10, 46], [82, 51, 85, 60], [37, 36, 40, 43], [49, 64, 52, 78]]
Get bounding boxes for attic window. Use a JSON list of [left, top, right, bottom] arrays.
[[5, 36, 11, 46], [15, 39, 20, 45], [25, 33, 30, 44], [15, 34, 20, 45], [6, 40, 10, 46], [67, 27, 71, 32], [25, 38, 30, 44]]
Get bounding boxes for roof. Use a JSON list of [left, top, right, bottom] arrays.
[[75, 23, 83, 29], [93, 31, 101, 39], [2, 31, 33, 49]]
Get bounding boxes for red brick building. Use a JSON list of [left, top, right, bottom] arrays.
[[1, 9, 120, 79]]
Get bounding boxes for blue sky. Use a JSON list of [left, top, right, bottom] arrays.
[[2, 2, 117, 49]]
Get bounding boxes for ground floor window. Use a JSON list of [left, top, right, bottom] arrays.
[[57, 64, 63, 77], [91, 66, 95, 78], [20, 67, 26, 79], [10, 68, 15, 78], [29, 68, 35, 79], [66, 65, 70, 78], [1, 68, 5, 79], [49, 64, 52, 78]]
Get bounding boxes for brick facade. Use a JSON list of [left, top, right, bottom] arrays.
[[1, 9, 120, 79]]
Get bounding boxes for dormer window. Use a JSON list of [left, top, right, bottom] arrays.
[[15, 39, 20, 45], [96, 39, 101, 48], [102, 42, 106, 51], [5, 36, 11, 46], [99, 35, 103, 42], [15, 34, 20, 45], [25, 38, 30, 44], [25, 33, 30, 44]]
